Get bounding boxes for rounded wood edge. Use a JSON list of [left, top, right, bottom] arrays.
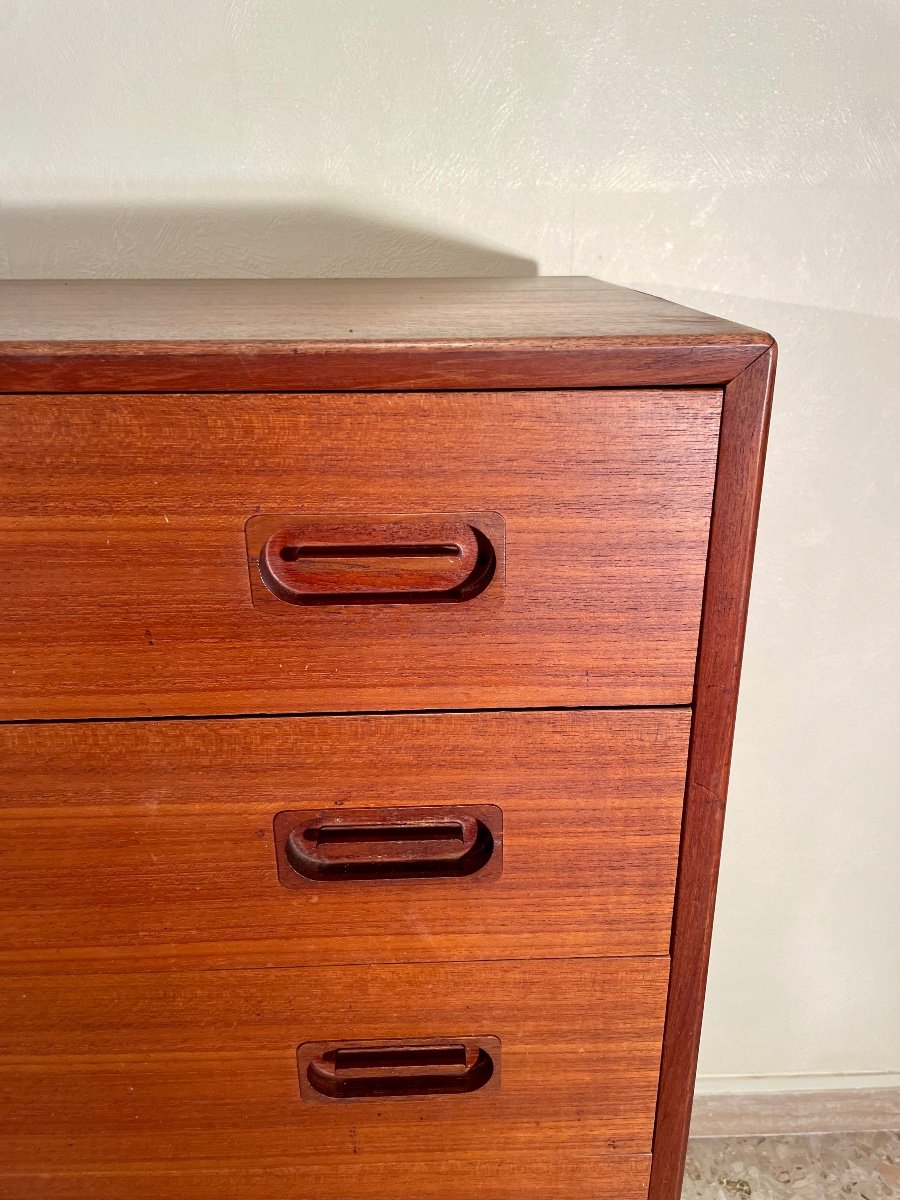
[[0, 334, 774, 393], [648, 346, 776, 1200]]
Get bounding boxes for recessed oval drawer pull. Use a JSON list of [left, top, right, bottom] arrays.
[[245, 513, 502, 606], [274, 805, 501, 884], [299, 1036, 500, 1101]]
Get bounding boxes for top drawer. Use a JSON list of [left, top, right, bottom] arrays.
[[0, 389, 720, 719]]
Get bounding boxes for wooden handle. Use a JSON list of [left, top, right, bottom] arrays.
[[300, 1038, 498, 1101], [281, 806, 497, 882], [254, 516, 497, 604]]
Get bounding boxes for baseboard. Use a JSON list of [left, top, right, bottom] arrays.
[[695, 1072, 900, 1095], [689, 1084, 900, 1138]]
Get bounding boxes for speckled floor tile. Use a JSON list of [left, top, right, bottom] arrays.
[[682, 1131, 900, 1198]]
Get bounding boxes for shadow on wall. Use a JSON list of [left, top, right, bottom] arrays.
[[0, 202, 537, 279]]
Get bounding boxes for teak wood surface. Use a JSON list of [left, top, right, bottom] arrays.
[[0, 709, 689, 973], [648, 345, 776, 1200], [0, 276, 772, 392], [0, 388, 721, 719], [0, 1157, 652, 1200], [0, 958, 668, 1184], [245, 511, 505, 607], [0, 277, 776, 1200], [273, 803, 505, 885]]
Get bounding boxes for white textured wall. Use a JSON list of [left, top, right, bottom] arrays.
[[2, 0, 898, 1092]]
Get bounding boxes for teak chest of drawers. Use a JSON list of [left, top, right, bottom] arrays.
[[0, 277, 775, 1200]]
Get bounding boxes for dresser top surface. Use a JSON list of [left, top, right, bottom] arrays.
[[0, 275, 765, 346]]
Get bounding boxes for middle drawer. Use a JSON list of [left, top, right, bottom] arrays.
[[0, 708, 689, 974]]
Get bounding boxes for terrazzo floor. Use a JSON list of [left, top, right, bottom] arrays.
[[682, 1131, 900, 1198]]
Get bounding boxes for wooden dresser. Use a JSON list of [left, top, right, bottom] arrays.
[[0, 277, 774, 1200]]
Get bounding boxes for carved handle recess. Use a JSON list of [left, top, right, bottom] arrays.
[[273, 805, 501, 884], [245, 513, 501, 606], [299, 1037, 499, 1101]]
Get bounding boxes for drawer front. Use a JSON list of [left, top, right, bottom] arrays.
[[0, 708, 689, 973], [0, 1158, 652, 1200], [0, 957, 668, 1183], [0, 389, 720, 718]]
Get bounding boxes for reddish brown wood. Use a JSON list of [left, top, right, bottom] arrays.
[[0, 278, 776, 1199], [0, 1158, 651, 1200], [298, 1037, 500, 1102], [0, 957, 668, 1183], [0, 389, 721, 719], [648, 346, 776, 1200], [0, 276, 773, 392], [246, 512, 502, 606], [0, 338, 767, 393], [274, 804, 502, 883], [0, 709, 689, 973]]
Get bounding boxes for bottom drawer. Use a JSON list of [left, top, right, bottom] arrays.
[[0, 1158, 652, 1200], [0, 957, 668, 1198]]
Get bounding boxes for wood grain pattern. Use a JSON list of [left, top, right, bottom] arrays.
[[0, 277, 766, 342], [0, 276, 772, 392], [273, 804, 504, 884], [0, 389, 721, 719], [0, 1156, 652, 1200], [297, 1036, 501, 1102], [0, 277, 777, 1200], [649, 346, 776, 1200], [246, 511, 503, 606], [0, 957, 669, 1177], [0, 709, 689, 973]]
